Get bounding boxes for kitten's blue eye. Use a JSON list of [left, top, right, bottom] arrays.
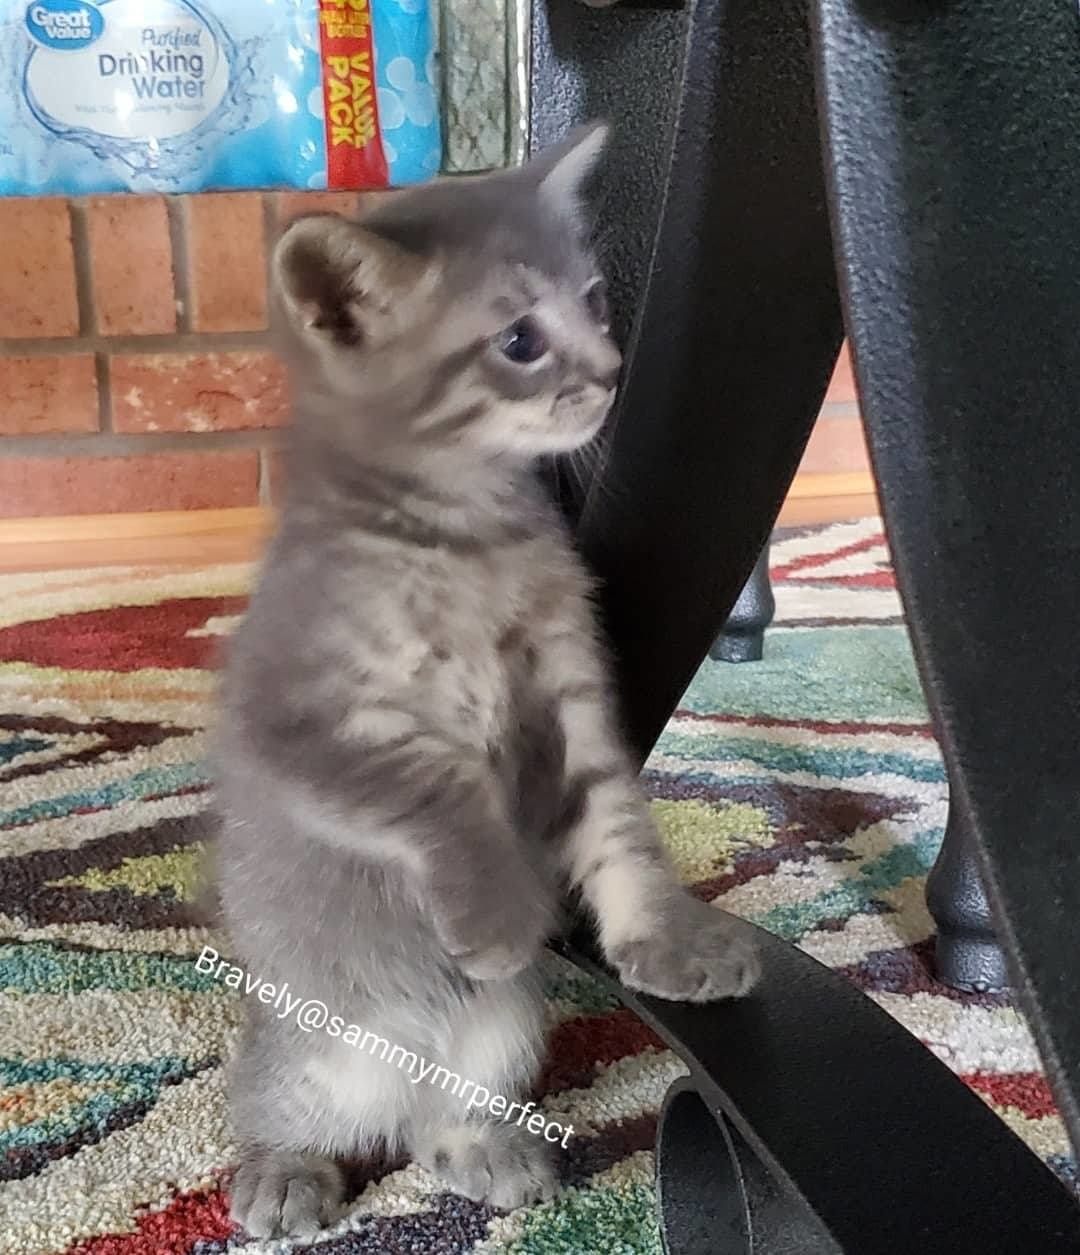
[[500, 317, 548, 365]]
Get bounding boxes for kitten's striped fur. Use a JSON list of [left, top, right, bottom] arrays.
[[214, 124, 759, 1241]]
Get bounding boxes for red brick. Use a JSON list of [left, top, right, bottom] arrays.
[[86, 196, 176, 335], [800, 411, 870, 474], [110, 351, 288, 433], [0, 450, 260, 517], [0, 356, 99, 435], [276, 191, 361, 224], [826, 343, 857, 403], [0, 199, 79, 338], [185, 193, 267, 331]]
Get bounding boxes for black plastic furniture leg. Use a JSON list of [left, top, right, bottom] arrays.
[[812, 0, 1080, 1146], [529, 0, 1080, 1243], [926, 802, 1010, 994], [710, 545, 774, 664], [533, 0, 842, 755]]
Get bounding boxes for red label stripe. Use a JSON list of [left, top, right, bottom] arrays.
[[317, 0, 389, 189]]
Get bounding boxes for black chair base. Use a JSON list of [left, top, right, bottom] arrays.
[[554, 922, 1080, 1253]]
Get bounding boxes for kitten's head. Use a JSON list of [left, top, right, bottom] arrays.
[[272, 123, 620, 461]]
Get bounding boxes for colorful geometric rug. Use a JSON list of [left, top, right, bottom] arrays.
[[0, 518, 1073, 1254]]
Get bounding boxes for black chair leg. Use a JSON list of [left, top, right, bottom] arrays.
[[710, 543, 774, 664], [532, 0, 841, 754], [813, 0, 1080, 1146], [926, 799, 1009, 994], [530, 0, 1080, 1246]]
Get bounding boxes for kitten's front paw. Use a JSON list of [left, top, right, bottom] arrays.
[[229, 1148, 344, 1239], [609, 897, 760, 1002]]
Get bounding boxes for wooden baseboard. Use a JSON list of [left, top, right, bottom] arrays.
[[777, 492, 880, 526], [0, 471, 879, 571], [0, 507, 272, 572], [784, 470, 875, 500], [777, 470, 878, 525]]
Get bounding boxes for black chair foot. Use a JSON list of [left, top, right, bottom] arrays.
[[926, 805, 1010, 993], [710, 545, 774, 665], [933, 933, 1010, 996], [710, 632, 765, 665]]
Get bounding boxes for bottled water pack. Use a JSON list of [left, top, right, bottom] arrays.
[[0, 0, 441, 193]]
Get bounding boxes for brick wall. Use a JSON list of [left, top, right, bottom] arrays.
[[805, 344, 868, 474], [0, 190, 866, 520], [0, 190, 364, 518]]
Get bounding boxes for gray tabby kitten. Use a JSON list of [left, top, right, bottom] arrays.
[[214, 123, 759, 1240]]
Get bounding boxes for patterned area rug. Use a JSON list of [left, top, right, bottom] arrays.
[[0, 518, 1074, 1254]]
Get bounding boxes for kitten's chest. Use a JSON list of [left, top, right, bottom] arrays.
[[406, 546, 553, 740]]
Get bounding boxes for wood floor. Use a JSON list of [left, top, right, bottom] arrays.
[[0, 472, 878, 573]]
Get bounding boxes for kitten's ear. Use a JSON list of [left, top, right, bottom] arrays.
[[530, 121, 610, 214], [272, 213, 430, 346]]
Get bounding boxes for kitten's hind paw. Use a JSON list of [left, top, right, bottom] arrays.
[[229, 1147, 344, 1239], [451, 937, 540, 982], [436, 883, 552, 982], [609, 897, 761, 1002], [417, 1121, 556, 1211]]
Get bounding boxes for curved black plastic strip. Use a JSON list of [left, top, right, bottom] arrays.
[[811, 0, 1080, 1147], [554, 921, 1080, 1252], [655, 1079, 751, 1255], [656, 1077, 839, 1254]]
